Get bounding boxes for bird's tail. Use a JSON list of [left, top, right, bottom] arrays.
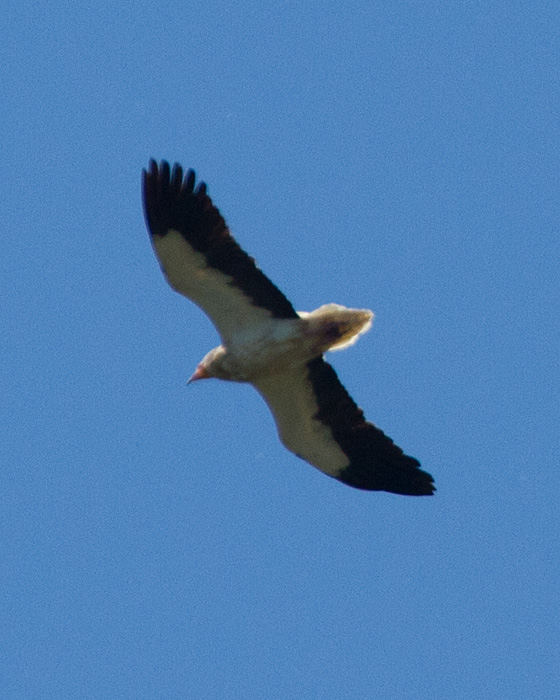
[[302, 304, 374, 353]]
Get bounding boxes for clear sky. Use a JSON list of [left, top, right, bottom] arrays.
[[2, 1, 558, 698]]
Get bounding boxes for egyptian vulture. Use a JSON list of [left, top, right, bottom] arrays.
[[142, 160, 434, 495]]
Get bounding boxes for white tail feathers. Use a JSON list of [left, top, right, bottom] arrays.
[[300, 303, 374, 353]]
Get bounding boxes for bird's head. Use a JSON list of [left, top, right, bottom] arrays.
[[187, 345, 232, 384]]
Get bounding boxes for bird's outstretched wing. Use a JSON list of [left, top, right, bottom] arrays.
[[142, 160, 298, 343], [254, 357, 435, 495]]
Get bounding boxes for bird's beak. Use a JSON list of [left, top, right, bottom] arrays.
[[186, 364, 209, 385]]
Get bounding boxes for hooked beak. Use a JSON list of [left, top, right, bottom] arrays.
[[186, 364, 210, 385]]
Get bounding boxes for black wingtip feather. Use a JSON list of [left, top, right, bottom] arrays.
[[142, 159, 299, 320], [307, 358, 435, 495]]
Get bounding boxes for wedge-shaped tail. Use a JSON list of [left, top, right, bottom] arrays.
[[299, 303, 374, 354]]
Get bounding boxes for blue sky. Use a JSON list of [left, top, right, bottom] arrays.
[[2, 1, 558, 697]]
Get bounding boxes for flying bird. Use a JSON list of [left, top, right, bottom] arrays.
[[142, 160, 435, 495]]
